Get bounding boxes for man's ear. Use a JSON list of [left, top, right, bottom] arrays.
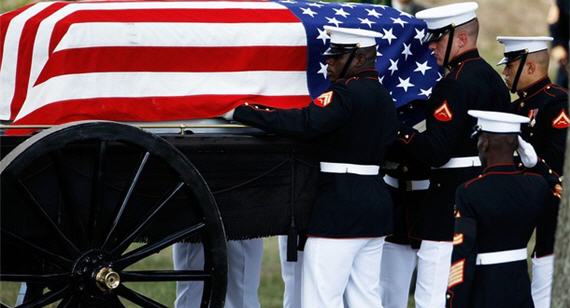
[[353, 53, 365, 67], [526, 61, 536, 75], [478, 136, 489, 154], [456, 31, 468, 49]]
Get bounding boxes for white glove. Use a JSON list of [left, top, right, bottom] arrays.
[[517, 135, 538, 168], [222, 108, 235, 121]]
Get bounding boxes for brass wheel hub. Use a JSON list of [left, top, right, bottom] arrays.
[[95, 267, 121, 291]]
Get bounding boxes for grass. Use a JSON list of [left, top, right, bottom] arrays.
[[1, 236, 428, 307], [0, 238, 285, 307]]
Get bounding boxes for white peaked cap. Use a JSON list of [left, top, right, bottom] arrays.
[[324, 25, 382, 48], [496, 36, 553, 64], [468, 110, 529, 134], [415, 2, 478, 30]]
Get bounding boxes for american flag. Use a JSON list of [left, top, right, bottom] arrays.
[[0, 0, 439, 126]]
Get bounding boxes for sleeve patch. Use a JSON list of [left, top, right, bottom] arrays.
[[552, 109, 570, 129], [433, 100, 453, 122], [314, 91, 334, 108], [448, 259, 465, 288]]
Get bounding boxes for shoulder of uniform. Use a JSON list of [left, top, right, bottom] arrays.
[[522, 172, 550, 189], [344, 76, 359, 85], [522, 171, 544, 178], [546, 84, 569, 96], [463, 174, 486, 189], [542, 98, 570, 129], [543, 95, 568, 111], [447, 57, 482, 80]]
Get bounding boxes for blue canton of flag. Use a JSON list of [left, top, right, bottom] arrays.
[[280, 0, 440, 109]]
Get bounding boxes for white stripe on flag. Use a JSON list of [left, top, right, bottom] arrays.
[[55, 22, 306, 51], [0, 2, 56, 120], [16, 71, 309, 120]]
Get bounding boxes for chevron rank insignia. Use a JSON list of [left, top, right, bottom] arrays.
[[453, 233, 464, 245], [434, 100, 453, 122], [315, 91, 334, 108], [552, 109, 570, 129], [448, 259, 465, 288]]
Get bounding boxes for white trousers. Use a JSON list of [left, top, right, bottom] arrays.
[[532, 255, 554, 308], [380, 242, 418, 308], [302, 237, 385, 308], [279, 235, 303, 308], [414, 240, 453, 308], [172, 239, 263, 308]]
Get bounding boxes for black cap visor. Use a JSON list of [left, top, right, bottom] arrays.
[[323, 43, 359, 56], [423, 25, 453, 44], [423, 18, 477, 45], [497, 50, 528, 65]]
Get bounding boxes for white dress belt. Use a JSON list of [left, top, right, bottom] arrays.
[[320, 162, 379, 175], [383, 175, 430, 191], [476, 248, 527, 265], [433, 156, 482, 169]]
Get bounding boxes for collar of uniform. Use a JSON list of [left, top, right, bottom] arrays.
[[447, 49, 480, 70], [516, 76, 551, 99], [354, 68, 379, 79], [482, 163, 517, 174]]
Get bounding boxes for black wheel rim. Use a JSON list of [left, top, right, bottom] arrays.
[[0, 121, 227, 307]]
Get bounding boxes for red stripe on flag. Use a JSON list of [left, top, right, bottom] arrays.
[[35, 46, 307, 85], [49, 8, 300, 53], [11, 2, 69, 121], [11, 94, 311, 128]]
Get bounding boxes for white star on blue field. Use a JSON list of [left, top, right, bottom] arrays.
[[280, 0, 440, 108]]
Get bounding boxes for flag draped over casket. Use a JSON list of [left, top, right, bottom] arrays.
[[0, 0, 439, 126]]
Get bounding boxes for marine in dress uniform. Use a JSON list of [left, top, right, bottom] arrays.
[[380, 100, 430, 308], [224, 26, 397, 308], [393, 3, 511, 307], [277, 235, 303, 308], [173, 239, 263, 308], [496, 36, 569, 308], [446, 110, 554, 308]]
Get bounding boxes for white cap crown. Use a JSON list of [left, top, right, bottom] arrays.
[[468, 110, 529, 134], [415, 2, 478, 30], [324, 26, 382, 48], [496, 36, 553, 64]]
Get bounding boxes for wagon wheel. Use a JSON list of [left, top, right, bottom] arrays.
[[0, 121, 227, 307]]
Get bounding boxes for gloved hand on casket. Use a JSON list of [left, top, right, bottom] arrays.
[[222, 108, 235, 121]]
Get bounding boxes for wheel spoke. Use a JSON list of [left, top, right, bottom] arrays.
[[5, 173, 80, 255], [51, 150, 86, 240], [102, 151, 150, 249], [0, 273, 70, 283], [2, 228, 72, 268], [88, 141, 107, 247], [115, 285, 166, 308], [106, 294, 126, 308], [111, 182, 185, 256], [56, 293, 78, 308], [19, 285, 70, 308], [112, 222, 205, 270], [121, 270, 211, 282]]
